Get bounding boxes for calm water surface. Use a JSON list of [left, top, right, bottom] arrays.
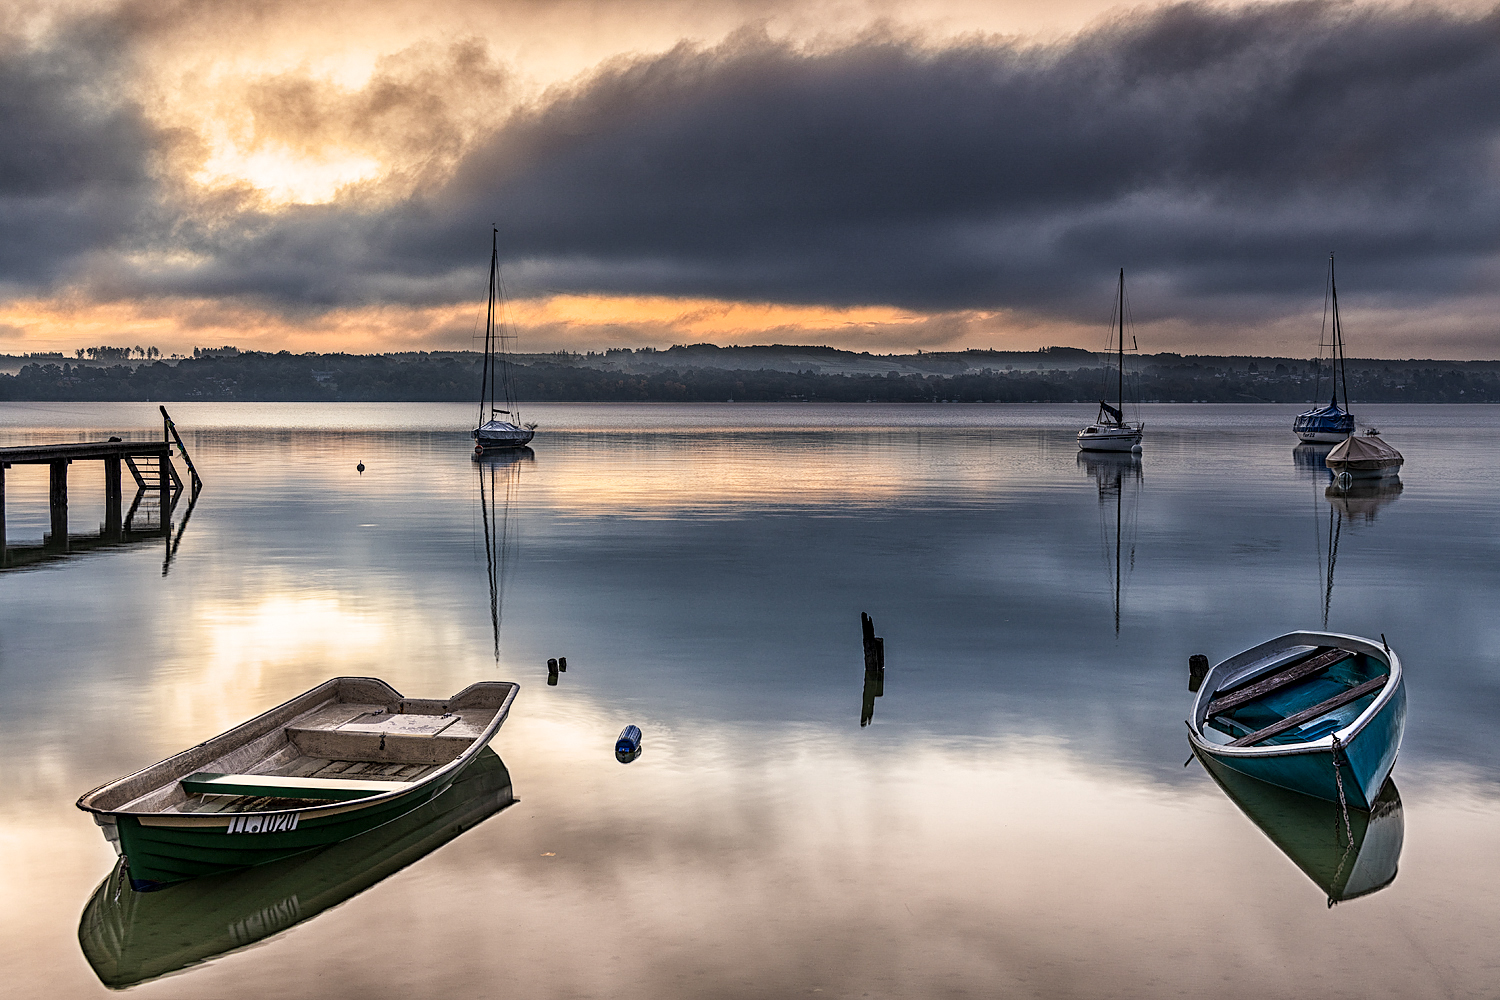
[[2, 402, 1498, 998]]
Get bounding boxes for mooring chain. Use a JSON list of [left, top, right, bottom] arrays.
[[1330, 734, 1354, 846], [1326, 734, 1357, 908]]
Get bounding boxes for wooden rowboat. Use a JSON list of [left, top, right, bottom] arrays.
[[77, 677, 519, 890], [79, 747, 515, 989], [1186, 631, 1405, 809]]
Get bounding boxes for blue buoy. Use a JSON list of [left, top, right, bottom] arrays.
[[615, 725, 642, 755]]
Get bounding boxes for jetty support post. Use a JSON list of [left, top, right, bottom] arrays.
[[158, 457, 171, 532], [104, 456, 123, 540], [0, 462, 6, 566], [48, 459, 68, 551]]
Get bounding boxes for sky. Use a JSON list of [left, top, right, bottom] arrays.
[[2, 0, 1499, 359]]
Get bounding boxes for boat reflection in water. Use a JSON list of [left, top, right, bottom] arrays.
[[477, 447, 531, 664], [1317, 477, 1402, 627], [1292, 442, 1335, 475], [78, 749, 515, 989], [1077, 452, 1141, 634], [1197, 750, 1403, 906], [1325, 479, 1403, 523]]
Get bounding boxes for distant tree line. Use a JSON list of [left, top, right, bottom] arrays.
[[74, 345, 161, 361], [1, 352, 1498, 403]]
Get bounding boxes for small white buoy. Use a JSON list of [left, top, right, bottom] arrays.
[[1131, 444, 1143, 453]]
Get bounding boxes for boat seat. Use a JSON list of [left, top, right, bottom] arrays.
[[1226, 675, 1387, 748], [181, 772, 414, 801], [1207, 647, 1348, 718]]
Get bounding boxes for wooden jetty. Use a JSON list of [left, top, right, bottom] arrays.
[[0, 406, 202, 569]]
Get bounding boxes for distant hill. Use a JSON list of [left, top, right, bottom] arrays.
[[2, 347, 1498, 403]]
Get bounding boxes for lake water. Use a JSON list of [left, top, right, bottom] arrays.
[[2, 402, 1498, 999]]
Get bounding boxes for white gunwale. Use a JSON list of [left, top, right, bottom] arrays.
[[77, 678, 519, 828], [1186, 630, 1401, 760]]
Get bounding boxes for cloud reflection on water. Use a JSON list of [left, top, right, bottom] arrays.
[[1, 404, 1500, 997]]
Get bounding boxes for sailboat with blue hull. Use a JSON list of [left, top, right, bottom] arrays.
[[1294, 254, 1356, 443], [1186, 631, 1405, 810]]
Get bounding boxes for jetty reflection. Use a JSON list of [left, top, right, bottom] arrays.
[[78, 748, 515, 989], [1198, 752, 1402, 906], [1077, 452, 1141, 634]]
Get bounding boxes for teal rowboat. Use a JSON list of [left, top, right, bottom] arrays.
[[77, 677, 518, 890], [1197, 751, 1403, 905], [1186, 631, 1405, 809], [79, 747, 516, 989]]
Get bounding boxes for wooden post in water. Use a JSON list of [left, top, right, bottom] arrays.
[[104, 456, 122, 540], [0, 462, 7, 566], [860, 612, 887, 724], [48, 459, 68, 551], [1189, 654, 1210, 693]]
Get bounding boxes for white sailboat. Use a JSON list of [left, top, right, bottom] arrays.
[[1078, 269, 1144, 453], [473, 227, 535, 456]]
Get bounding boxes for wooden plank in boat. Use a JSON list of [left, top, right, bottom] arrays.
[[181, 772, 415, 801], [336, 713, 461, 736], [1207, 648, 1350, 718], [288, 726, 471, 765], [1226, 675, 1388, 747]]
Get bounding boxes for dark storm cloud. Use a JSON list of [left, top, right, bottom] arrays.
[[0, 17, 161, 290], [22, 2, 1500, 326]]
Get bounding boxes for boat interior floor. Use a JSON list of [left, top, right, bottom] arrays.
[[1205, 651, 1388, 747], [133, 700, 503, 815]]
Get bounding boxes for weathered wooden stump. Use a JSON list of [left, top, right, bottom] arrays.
[[1189, 653, 1210, 693], [860, 612, 887, 724]]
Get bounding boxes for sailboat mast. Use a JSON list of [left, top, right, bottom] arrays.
[[1330, 253, 1347, 411], [479, 229, 498, 426], [1117, 268, 1125, 413]]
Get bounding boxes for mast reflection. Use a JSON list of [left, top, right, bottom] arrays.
[[1077, 452, 1142, 634], [78, 749, 517, 989], [1316, 478, 1402, 627], [1197, 750, 1403, 906], [477, 447, 532, 663]]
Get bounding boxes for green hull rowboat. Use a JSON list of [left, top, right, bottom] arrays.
[[79, 747, 516, 989], [77, 677, 518, 890], [1197, 751, 1403, 905]]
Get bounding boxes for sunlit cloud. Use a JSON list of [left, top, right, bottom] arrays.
[[6, 0, 1500, 356]]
